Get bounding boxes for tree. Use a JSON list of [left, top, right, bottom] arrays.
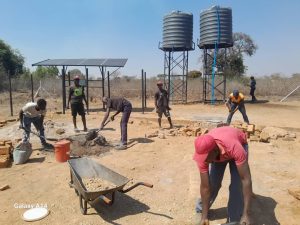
[[203, 32, 258, 78], [32, 66, 59, 79], [0, 39, 25, 76], [68, 69, 83, 79], [188, 70, 202, 79]]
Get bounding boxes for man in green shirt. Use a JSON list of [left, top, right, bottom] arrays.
[[67, 76, 88, 132]]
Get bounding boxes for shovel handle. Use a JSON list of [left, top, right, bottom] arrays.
[[97, 119, 111, 133]]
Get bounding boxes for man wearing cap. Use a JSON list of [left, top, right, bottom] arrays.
[[100, 97, 132, 150], [226, 90, 249, 125], [19, 98, 54, 150], [154, 81, 173, 129], [194, 126, 253, 225], [67, 75, 88, 132]]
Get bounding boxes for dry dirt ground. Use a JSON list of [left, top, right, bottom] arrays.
[[0, 100, 300, 225]]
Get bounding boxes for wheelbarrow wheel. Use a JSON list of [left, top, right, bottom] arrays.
[[79, 195, 87, 215]]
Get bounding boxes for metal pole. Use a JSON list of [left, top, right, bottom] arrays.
[[280, 85, 300, 102], [30, 73, 34, 102], [163, 52, 167, 87], [85, 67, 89, 112], [144, 71, 147, 108], [107, 71, 110, 98], [62, 66, 66, 114], [203, 49, 207, 102], [224, 48, 227, 102], [68, 71, 71, 87], [141, 69, 144, 114], [101, 66, 105, 110], [186, 51, 189, 103], [168, 51, 171, 104], [8, 71, 13, 116]]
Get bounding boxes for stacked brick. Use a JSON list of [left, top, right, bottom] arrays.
[[0, 140, 13, 168]]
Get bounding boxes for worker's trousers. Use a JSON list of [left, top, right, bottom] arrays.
[[120, 104, 132, 145], [226, 103, 249, 124], [250, 88, 256, 102], [196, 145, 248, 222], [22, 116, 46, 145]]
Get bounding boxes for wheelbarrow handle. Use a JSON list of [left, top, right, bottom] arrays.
[[120, 182, 153, 193]]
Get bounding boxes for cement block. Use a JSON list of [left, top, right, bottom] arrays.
[[0, 145, 10, 155], [0, 155, 9, 168], [247, 124, 255, 134]]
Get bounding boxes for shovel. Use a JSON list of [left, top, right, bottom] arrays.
[[85, 120, 111, 141], [20, 126, 57, 142]]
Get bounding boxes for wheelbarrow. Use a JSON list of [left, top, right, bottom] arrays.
[[68, 157, 153, 215]]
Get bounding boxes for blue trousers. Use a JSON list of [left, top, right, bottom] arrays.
[[120, 105, 132, 145], [226, 103, 249, 124], [22, 116, 46, 145]]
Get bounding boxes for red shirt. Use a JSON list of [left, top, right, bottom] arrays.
[[194, 126, 248, 173]]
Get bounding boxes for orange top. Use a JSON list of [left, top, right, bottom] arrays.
[[229, 93, 244, 104]]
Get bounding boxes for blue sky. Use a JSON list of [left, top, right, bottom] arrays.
[[1, 0, 299, 78]]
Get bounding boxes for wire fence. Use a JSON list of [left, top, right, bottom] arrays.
[[0, 69, 299, 118]]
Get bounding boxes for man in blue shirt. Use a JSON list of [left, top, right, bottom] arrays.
[[249, 76, 257, 102]]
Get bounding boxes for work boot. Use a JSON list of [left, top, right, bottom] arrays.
[[42, 142, 54, 151]]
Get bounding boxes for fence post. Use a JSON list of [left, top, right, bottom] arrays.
[[31, 73, 34, 102], [85, 67, 89, 113], [8, 71, 13, 116], [107, 71, 110, 98], [144, 71, 147, 108], [62, 67, 66, 114], [141, 69, 144, 114]]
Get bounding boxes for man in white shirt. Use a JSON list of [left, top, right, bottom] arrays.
[[19, 99, 53, 150]]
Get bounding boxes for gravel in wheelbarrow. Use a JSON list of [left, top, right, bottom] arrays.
[[68, 157, 153, 215]]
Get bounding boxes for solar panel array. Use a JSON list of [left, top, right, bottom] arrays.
[[32, 58, 128, 67]]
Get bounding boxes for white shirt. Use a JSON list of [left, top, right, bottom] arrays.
[[22, 102, 46, 118]]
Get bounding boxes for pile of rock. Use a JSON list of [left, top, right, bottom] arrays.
[[145, 121, 297, 143], [178, 126, 209, 137], [230, 121, 297, 143]]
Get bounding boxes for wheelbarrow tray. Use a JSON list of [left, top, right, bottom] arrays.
[[68, 157, 153, 215], [68, 157, 129, 201]]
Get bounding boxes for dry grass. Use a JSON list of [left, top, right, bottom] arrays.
[[0, 74, 299, 118]]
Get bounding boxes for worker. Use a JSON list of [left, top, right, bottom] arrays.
[[100, 97, 132, 150], [67, 75, 88, 132], [193, 126, 253, 225], [154, 81, 173, 129], [226, 90, 249, 125], [249, 76, 257, 102], [19, 98, 54, 150]]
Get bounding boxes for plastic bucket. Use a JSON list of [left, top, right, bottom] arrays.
[[54, 140, 70, 162]]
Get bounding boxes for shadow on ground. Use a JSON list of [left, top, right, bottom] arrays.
[[129, 137, 154, 144], [27, 156, 45, 163], [89, 192, 173, 225], [87, 107, 155, 113], [244, 100, 269, 104], [208, 194, 280, 225], [132, 107, 155, 113]]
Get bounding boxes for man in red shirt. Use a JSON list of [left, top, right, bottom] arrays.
[[194, 126, 253, 225]]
